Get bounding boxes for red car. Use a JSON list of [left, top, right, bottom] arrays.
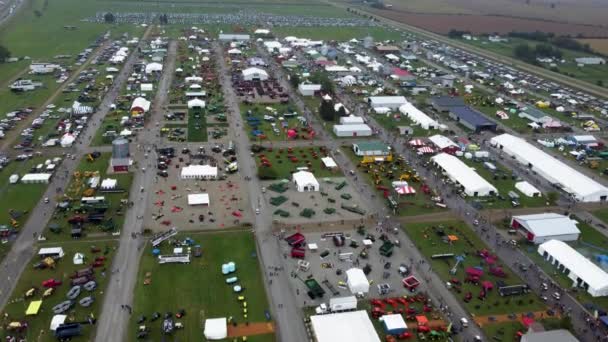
[[42, 279, 62, 288]]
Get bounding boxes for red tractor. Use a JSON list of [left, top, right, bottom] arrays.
[[42, 279, 62, 288]]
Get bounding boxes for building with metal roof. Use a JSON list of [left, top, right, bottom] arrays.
[[511, 213, 580, 244]]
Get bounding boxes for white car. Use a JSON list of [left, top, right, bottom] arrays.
[[255, 208, 260, 215]]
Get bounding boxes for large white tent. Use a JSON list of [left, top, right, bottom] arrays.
[[187, 98, 205, 109], [292, 171, 319, 192], [515, 181, 541, 197], [346, 268, 369, 294], [21, 173, 52, 184], [399, 102, 439, 130], [369, 96, 407, 109], [180, 165, 217, 180], [242, 67, 269, 81], [491, 134, 608, 202], [145, 62, 163, 74], [188, 193, 210, 206], [310, 311, 380, 342], [431, 153, 497, 197], [131, 97, 151, 113], [511, 213, 580, 244], [538, 240, 608, 297]]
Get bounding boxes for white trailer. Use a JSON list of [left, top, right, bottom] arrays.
[[158, 254, 190, 264]]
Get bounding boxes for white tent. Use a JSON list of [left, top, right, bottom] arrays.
[[188, 193, 210, 206], [9, 174, 19, 184], [292, 171, 319, 192], [140, 83, 153, 92], [491, 134, 608, 202], [181, 165, 217, 180], [21, 173, 52, 184], [50, 315, 67, 331], [60, 133, 76, 147], [242, 67, 268, 81], [346, 268, 369, 294], [399, 102, 439, 130], [512, 213, 580, 244], [227, 48, 242, 55], [188, 99, 206, 109], [310, 311, 380, 342], [185, 76, 203, 83], [380, 314, 407, 335], [340, 115, 364, 125], [204, 318, 227, 340], [369, 96, 407, 109], [145, 62, 163, 74], [333, 124, 372, 137], [131, 97, 151, 113], [538, 240, 608, 297], [515, 181, 541, 197], [100, 179, 117, 190], [73, 253, 85, 265], [321, 157, 337, 169], [431, 153, 497, 197]]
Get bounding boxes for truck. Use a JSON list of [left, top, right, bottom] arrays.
[[315, 296, 357, 314], [305, 278, 326, 299], [379, 241, 394, 257], [498, 284, 530, 297]]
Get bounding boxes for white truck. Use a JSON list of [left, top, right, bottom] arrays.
[[315, 296, 357, 314]]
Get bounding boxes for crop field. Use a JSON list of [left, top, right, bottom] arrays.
[[1, 240, 118, 342], [404, 221, 546, 316], [129, 230, 274, 342], [577, 38, 608, 55], [366, 7, 608, 37], [376, 0, 608, 28], [43, 153, 133, 240]]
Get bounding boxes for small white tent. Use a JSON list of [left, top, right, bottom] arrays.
[[204, 318, 227, 340], [346, 268, 369, 294]]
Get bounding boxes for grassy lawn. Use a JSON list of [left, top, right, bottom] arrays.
[[343, 146, 446, 217], [254, 146, 340, 179], [0, 157, 56, 261], [44, 153, 133, 240], [91, 111, 126, 146], [187, 108, 208, 142], [128, 230, 274, 342], [1, 240, 118, 342], [520, 221, 608, 311], [593, 209, 608, 224], [404, 221, 546, 316], [459, 158, 549, 209], [273, 26, 403, 41], [241, 102, 311, 142]]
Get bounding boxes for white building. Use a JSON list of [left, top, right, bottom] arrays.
[[511, 213, 580, 244], [369, 96, 407, 109], [242, 67, 269, 81], [180, 165, 218, 180], [298, 84, 321, 96], [431, 153, 497, 197], [398, 102, 439, 130], [292, 171, 319, 192], [339, 115, 365, 125], [310, 311, 380, 342], [346, 268, 370, 294], [333, 124, 372, 137], [538, 240, 608, 297], [575, 57, 605, 65], [491, 134, 608, 202]]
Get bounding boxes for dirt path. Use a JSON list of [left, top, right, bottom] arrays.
[[473, 310, 557, 327], [227, 322, 275, 337]]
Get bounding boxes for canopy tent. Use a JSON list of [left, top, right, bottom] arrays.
[[100, 179, 117, 190], [321, 157, 337, 169], [399, 102, 439, 130], [73, 253, 84, 265], [50, 315, 67, 331], [292, 171, 319, 192], [180, 165, 217, 179], [409, 139, 425, 147], [26, 300, 42, 315], [431, 153, 497, 197], [188, 99, 206, 109], [204, 318, 227, 340], [417, 146, 434, 154], [310, 311, 380, 342], [394, 185, 416, 195], [188, 193, 210, 206], [131, 97, 151, 114], [381, 314, 407, 335], [145, 62, 163, 74], [515, 181, 541, 197], [346, 268, 369, 294]]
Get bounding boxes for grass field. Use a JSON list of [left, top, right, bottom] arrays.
[[241, 102, 310, 142], [1, 240, 118, 342], [593, 208, 608, 225], [128, 230, 274, 342], [254, 146, 339, 179], [404, 220, 545, 316], [43, 153, 133, 240]]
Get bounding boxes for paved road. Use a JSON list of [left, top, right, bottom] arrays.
[[214, 41, 310, 342], [0, 25, 151, 323], [94, 39, 177, 342]]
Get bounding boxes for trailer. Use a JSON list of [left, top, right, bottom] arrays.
[[329, 296, 357, 311], [498, 284, 530, 297], [285, 232, 305, 247], [305, 278, 325, 299], [151, 227, 178, 247], [291, 247, 305, 259], [158, 253, 191, 264]]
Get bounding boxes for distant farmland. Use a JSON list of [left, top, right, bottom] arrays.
[[578, 39, 608, 55], [367, 8, 608, 37]]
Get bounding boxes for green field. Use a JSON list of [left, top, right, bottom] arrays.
[[254, 146, 339, 179], [460, 158, 549, 209], [129, 230, 274, 342], [404, 221, 546, 316], [1, 241, 117, 342], [460, 37, 608, 87], [43, 153, 133, 240]]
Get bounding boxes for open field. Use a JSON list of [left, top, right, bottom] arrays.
[[376, 0, 608, 28], [366, 7, 608, 37], [1, 240, 117, 342], [128, 230, 274, 342], [404, 220, 546, 316], [578, 38, 608, 55], [272, 26, 403, 41], [43, 153, 133, 240], [254, 146, 338, 179]]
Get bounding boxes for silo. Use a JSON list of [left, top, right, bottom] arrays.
[[112, 138, 130, 159]]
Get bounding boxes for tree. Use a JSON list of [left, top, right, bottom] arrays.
[[0, 45, 10, 63], [319, 100, 336, 122], [336, 105, 347, 119], [104, 12, 115, 23], [546, 191, 558, 205], [597, 80, 605, 87], [289, 73, 300, 89], [310, 71, 334, 94]]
